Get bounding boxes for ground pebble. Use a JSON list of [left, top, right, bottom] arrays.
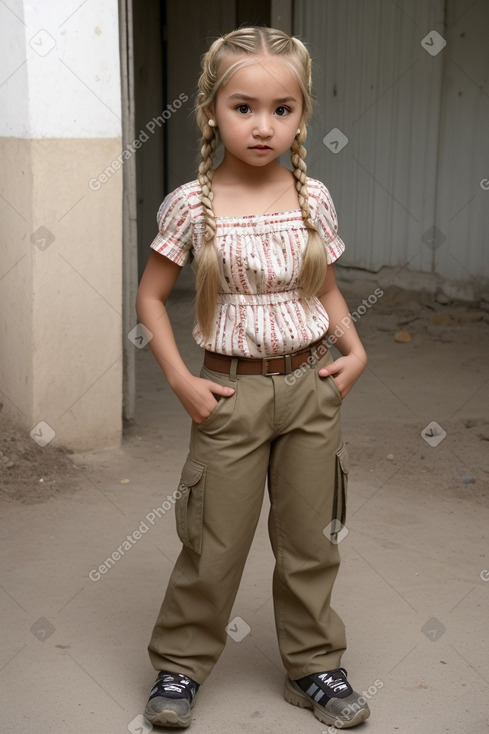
[[394, 330, 412, 343], [435, 292, 451, 305]]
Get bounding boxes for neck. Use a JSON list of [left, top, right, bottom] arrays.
[[215, 153, 284, 185]]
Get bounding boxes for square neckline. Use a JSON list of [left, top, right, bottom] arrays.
[[198, 181, 303, 222], [214, 208, 303, 222]]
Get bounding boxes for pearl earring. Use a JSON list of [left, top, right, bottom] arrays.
[[296, 128, 301, 135], [208, 119, 216, 127]]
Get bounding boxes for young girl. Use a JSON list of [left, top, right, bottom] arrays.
[[136, 26, 369, 730]]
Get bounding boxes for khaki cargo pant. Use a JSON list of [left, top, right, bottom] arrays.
[[148, 348, 349, 684]]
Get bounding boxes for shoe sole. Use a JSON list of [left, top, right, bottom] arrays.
[[144, 709, 190, 728], [284, 677, 370, 728], [144, 697, 195, 729]]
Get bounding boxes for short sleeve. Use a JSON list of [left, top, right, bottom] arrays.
[[150, 187, 193, 267], [315, 183, 346, 264]]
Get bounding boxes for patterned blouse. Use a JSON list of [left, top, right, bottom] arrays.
[[150, 177, 345, 358]]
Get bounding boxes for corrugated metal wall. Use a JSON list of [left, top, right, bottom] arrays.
[[293, 0, 489, 287]]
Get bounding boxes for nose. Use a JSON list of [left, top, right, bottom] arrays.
[[253, 115, 273, 137]]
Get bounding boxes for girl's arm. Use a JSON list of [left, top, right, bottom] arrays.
[[135, 251, 234, 422], [317, 264, 368, 398]]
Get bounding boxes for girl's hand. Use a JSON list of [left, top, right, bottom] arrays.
[[171, 374, 235, 424], [318, 352, 367, 399]]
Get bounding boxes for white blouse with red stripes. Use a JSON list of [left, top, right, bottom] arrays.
[[150, 177, 345, 358]]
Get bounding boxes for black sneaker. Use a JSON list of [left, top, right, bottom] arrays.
[[284, 668, 370, 728], [144, 671, 200, 728]]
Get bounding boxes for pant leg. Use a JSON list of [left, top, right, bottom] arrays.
[[267, 350, 349, 679], [148, 364, 275, 684]]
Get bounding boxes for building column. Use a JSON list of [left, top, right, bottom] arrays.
[[0, 1, 123, 450]]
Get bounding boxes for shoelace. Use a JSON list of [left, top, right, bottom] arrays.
[[150, 673, 197, 700], [160, 681, 187, 694], [317, 668, 350, 695]]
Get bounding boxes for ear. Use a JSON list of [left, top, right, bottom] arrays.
[[203, 105, 215, 124]]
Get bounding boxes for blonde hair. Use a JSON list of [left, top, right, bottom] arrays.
[[195, 26, 327, 341]]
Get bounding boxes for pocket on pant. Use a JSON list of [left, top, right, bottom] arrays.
[[327, 375, 342, 402], [315, 352, 342, 405], [196, 365, 238, 432], [175, 456, 206, 554], [332, 442, 349, 531]]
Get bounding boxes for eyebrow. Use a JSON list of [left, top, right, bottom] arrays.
[[227, 93, 298, 104]]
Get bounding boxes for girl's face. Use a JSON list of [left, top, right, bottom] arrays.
[[210, 55, 304, 169]]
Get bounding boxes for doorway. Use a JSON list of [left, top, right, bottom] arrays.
[[122, 0, 288, 419], [134, 0, 273, 276]]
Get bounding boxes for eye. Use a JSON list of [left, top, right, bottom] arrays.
[[275, 106, 291, 117], [236, 104, 251, 114]]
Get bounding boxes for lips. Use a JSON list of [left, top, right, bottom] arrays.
[[250, 145, 271, 150]]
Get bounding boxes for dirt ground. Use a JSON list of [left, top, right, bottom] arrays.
[[1, 267, 489, 733]]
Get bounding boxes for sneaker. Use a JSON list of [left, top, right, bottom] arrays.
[[144, 670, 200, 728], [284, 668, 370, 728]]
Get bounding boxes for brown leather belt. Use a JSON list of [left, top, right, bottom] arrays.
[[204, 340, 328, 376]]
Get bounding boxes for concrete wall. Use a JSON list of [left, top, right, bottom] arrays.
[[0, 1, 123, 450]]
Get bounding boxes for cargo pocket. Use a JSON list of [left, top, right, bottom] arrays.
[[330, 443, 349, 542], [175, 456, 206, 554]]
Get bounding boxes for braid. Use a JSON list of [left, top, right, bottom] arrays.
[[197, 122, 217, 242], [193, 26, 322, 340], [291, 129, 315, 229], [195, 121, 220, 341], [291, 129, 328, 298]]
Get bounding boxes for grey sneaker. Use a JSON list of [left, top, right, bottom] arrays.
[[284, 668, 370, 728], [144, 671, 199, 728]]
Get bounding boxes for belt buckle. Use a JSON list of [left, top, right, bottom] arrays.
[[263, 356, 282, 376], [262, 354, 292, 376]]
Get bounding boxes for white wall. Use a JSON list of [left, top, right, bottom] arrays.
[[0, 0, 123, 451], [0, 0, 121, 138]]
